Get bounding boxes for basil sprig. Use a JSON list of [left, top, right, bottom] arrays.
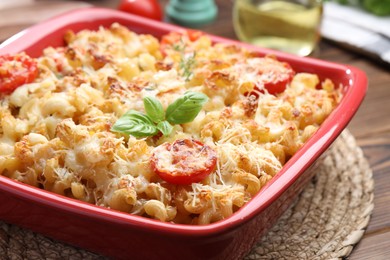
[[111, 91, 208, 138], [165, 91, 208, 124], [110, 110, 158, 138], [144, 96, 164, 123]]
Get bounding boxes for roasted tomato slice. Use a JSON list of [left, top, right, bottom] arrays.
[[0, 53, 38, 93], [160, 31, 182, 49], [259, 59, 294, 95], [161, 30, 203, 47], [151, 139, 217, 185], [247, 57, 295, 97], [160, 30, 203, 56], [186, 29, 203, 42]]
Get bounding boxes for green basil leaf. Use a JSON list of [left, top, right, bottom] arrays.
[[166, 91, 208, 124], [111, 110, 158, 138], [143, 96, 165, 123], [156, 121, 173, 136]]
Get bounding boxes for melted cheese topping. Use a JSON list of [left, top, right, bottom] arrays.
[[0, 23, 342, 224]]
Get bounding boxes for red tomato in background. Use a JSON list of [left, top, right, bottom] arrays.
[[0, 53, 38, 93], [118, 0, 163, 21], [151, 139, 217, 185]]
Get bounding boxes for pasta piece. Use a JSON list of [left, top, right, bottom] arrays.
[[109, 188, 137, 212], [198, 208, 223, 225], [232, 169, 261, 196], [144, 200, 170, 221]]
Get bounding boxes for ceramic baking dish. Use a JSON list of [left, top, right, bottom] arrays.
[[0, 7, 367, 260]]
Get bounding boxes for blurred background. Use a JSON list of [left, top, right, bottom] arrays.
[[0, 1, 390, 259], [1, 0, 389, 64]]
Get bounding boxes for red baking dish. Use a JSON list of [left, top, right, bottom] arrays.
[[0, 7, 367, 260]]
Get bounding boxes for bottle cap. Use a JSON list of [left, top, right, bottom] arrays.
[[166, 0, 218, 27]]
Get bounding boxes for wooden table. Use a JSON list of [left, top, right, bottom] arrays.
[[2, 0, 389, 259]]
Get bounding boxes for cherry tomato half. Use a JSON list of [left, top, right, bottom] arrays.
[[118, 0, 163, 21], [160, 31, 183, 50], [186, 29, 203, 42], [255, 58, 295, 95], [160, 30, 204, 56], [0, 53, 38, 93], [151, 139, 217, 185], [259, 59, 294, 95]]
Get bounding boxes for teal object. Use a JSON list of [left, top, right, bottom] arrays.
[[166, 0, 218, 27]]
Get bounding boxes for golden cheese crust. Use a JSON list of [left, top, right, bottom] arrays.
[[0, 23, 342, 224]]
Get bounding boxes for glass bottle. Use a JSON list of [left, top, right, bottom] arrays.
[[233, 0, 323, 56]]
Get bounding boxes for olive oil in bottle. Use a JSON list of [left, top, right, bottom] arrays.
[[233, 0, 323, 56]]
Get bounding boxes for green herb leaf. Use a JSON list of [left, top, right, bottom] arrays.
[[173, 38, 185, 52], [143, 96, 165, 123], [179, 52, 196, 82], [111, 110, 158, 138], [165, 91, 208, 124], [111, 92, 208, 139], [157, 120, 174, 136]]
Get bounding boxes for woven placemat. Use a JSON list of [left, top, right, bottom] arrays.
[[246, 129, 374, 259], [0, 129, 374, 259]]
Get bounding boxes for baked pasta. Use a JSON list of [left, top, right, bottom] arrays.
[[0, 23, 342, 225]]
